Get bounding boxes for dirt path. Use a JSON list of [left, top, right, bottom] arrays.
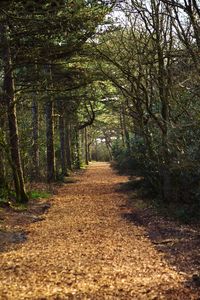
[[0, 162, 198, 299]]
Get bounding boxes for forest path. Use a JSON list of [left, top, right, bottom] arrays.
[[0, 162, 197, 299]]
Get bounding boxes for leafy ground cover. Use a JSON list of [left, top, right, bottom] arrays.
[[0, 162, 199, 299]]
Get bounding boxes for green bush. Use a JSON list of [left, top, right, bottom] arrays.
[[112, 137, 200, 223]]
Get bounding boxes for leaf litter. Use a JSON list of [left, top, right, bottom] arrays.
[[0, 162, 199, 299]]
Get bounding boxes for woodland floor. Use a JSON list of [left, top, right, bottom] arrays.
[[0, 162, 200, 299]]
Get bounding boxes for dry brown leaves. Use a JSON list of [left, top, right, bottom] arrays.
[[0, 162, 199, 299]]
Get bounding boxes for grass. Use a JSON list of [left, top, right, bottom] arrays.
[[10, 190, 51, 211], [28, 190, 51, 199], [0, 187, 51, 213], [80, 164, 88, 170], [9, 190, 51, 201]]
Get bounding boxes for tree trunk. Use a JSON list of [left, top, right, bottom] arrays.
[[86, 129, 92, 162], [122, 105, 130, 153], [65, 121, 72, 170], [88, 141, 92, 162], [32, 98, 40, 180], [95, 139, 98, 161], [58, 101, 68, 176], [105, 139, 113, 161], [0, 149, 6, 191], [75, 129, 81, 169], [152, 0, 171, 200], [1, 24, 28, 203], [45, 99, 55, 182], [119, 110, 125, 147], [0, 104, 7, 191], [84, 127, 89, 165], [80, 129, 85, 163]]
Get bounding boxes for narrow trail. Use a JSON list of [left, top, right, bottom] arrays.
[[0, 163, 197, 299]]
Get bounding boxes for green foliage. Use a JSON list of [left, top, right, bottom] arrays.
[[112, 135, 200, 211], [112, 140, 135, 172], [28, 190, 51, 199], [0, 186, 9, 201]]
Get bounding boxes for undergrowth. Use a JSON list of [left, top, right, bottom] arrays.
[[123, 177, 200, 224], [28, 190, 51, 199]]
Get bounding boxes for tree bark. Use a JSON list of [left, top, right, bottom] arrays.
[[45, 99, 55, 182], [119, 110, 125, 147], [0, 148, 6, 191], [95, 139, 98, 161], [152, 0, 171, 200], [0, 102, 7, 191], [1, 24, 28, 203], [58, 101, 68, 176], [84, 127, 89, 165], [65, 121, 72, 170], [122, 105, 130, 153], [32, 98, 40, 180], [75, 129, 81, 169], [88, 143, 92, 162]]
